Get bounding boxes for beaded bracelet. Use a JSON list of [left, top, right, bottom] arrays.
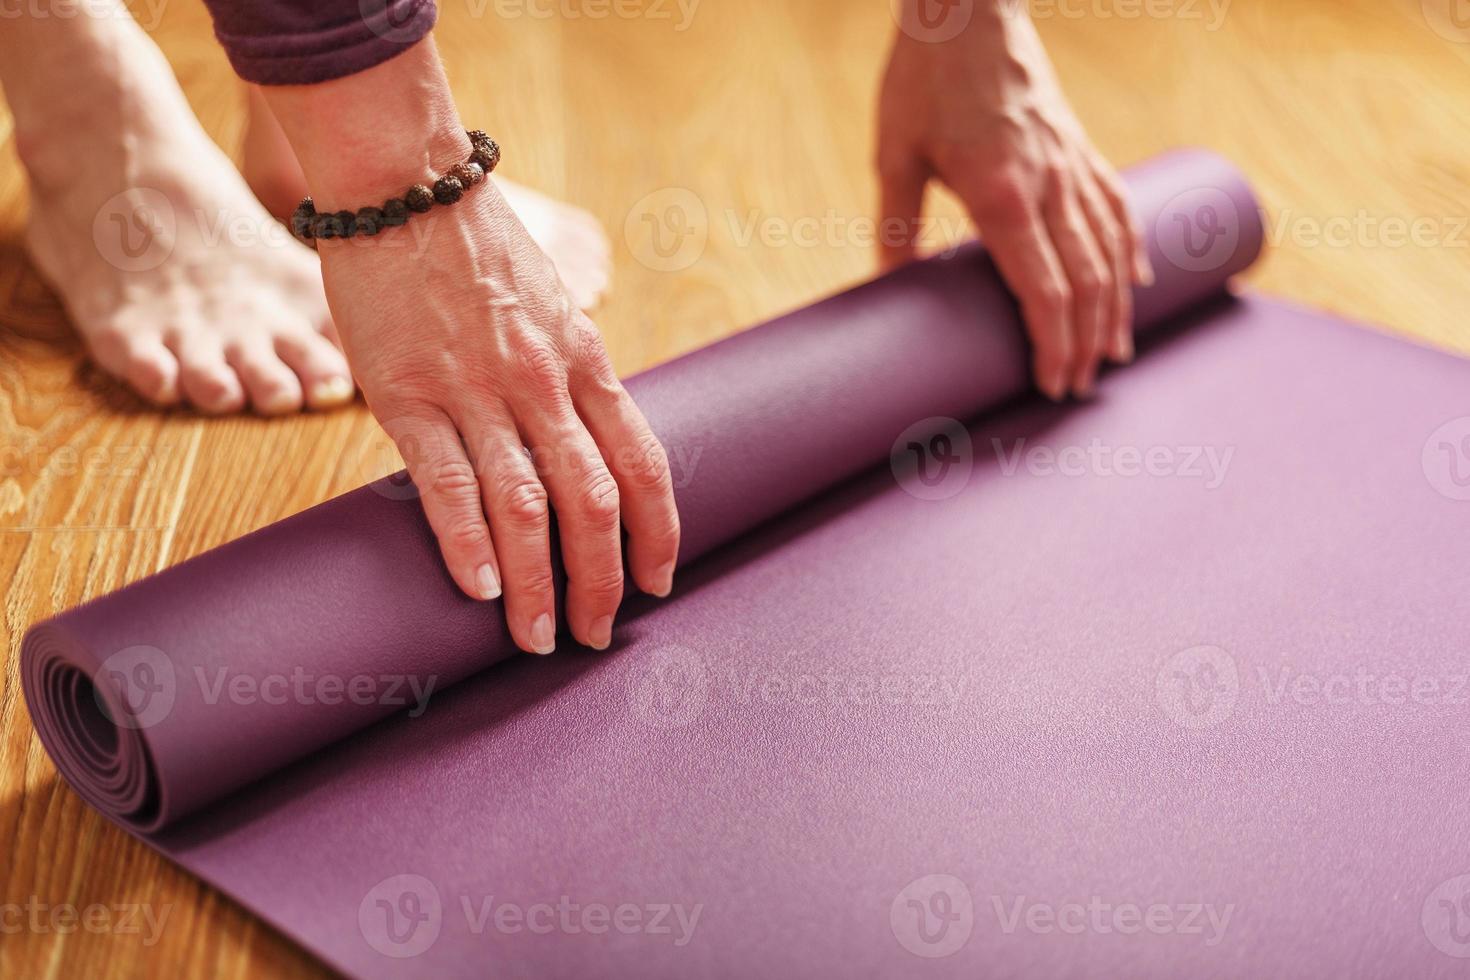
[[289, 130, 501, 246]]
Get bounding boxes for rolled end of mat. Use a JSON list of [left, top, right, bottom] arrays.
[[22, 623, 165, 832]]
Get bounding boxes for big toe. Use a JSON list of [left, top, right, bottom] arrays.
[[276, 328, 354, 410]]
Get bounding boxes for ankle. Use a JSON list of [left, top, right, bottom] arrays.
[[16, 90, 205, 205], [9, 22, 198, 197]]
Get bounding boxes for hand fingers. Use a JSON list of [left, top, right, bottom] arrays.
[[455, 403, 559, 656], [389, 410, 504, 607], [957, 170, 1074, 400], [1071, 162, 1134, 365], [1038, 168, 1111, 398], [566, 317, 681, 600], [1086, 146, 1154, 287], [512, 347, 625, 653], [876, 152, 930, 272]]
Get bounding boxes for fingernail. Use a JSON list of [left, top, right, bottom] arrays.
[[476, 563, 501, 601], [1135, 253, 1156, 287], [309, 376, 354, 408], [1113, 330, 1135, 364], [530, 614, 555, 655], [589, 616, 614, 651], [1040, 368, 1067, 402], [651, 561, 676, 598]]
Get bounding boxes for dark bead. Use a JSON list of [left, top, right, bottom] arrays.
[[334, 209, 357, 236], [355, 206, 385, 236], [312, 211, 346, 239], [405, 184, 435, 213], [382, 198, 409, 226], [469, 139, 500, 174], [466, 129, 490, 148], [447, 162, 483, 188], [290, 197, 316, 239], [432, 175, 464, 205]]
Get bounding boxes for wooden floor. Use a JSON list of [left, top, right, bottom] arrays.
[[1, 0, 1467, 976]]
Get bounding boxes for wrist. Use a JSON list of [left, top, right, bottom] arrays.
[[891, 0, 1011, 44], [262, 38, 473, 210]]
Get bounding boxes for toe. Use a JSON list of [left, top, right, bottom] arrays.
[[124, 340, 182, 407], [87, 324, 180, 406], [275, 328, 354, 410], [169, 330, 246, 415], [227, 337, 305, 416]]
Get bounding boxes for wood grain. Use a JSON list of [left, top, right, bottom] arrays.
[[1, 0, 1466, 975]]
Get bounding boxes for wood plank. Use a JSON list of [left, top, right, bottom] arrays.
[[1, 0, 1465, 975]]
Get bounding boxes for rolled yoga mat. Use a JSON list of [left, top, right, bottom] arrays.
[[21, 150, 1470, 977]]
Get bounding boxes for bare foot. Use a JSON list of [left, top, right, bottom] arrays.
[[17, 41, 352, 414], [242, 88, 612, 311], [494, 178, 612, 312]]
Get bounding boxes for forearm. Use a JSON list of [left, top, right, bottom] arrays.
[[261, 37, 471, 209]]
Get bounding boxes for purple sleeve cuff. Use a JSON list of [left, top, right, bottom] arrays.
[[207, 0, 437, 86]]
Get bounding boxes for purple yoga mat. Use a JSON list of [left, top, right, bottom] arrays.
[[22, 150, 1470, 977]]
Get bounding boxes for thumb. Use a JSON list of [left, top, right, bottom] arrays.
[[877, 157, 929, 272]]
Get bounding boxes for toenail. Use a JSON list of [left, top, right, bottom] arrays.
[[309, 376, 354, 408], [151, 378, 180, 405], [256, 389, 301, 415]]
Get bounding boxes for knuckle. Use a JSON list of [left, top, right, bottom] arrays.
[[1093, 219, 1124, 253], [424, 453, 479, 495], [969, 174, 1033, 227], [496, 476, 550, 528], [621, 432, 673, 494], [646, 513, 682, 555], [570, 318, 612, 372], [577, 474, 622, 529], [1034, 280, 1073, 315], [443, 517, 491, 551], [515, 340, 568, 397], [578, 565, 626, 600], [1073, 267, 1107, 301], [514, 565, 557, 599]]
